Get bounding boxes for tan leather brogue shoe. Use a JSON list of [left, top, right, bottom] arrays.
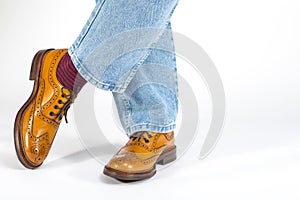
[[103, 131, 176, 181], [14, 49, 75, 169]]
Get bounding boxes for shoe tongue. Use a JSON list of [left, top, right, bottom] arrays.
[[130, 131, 141, 137], [131, 131, 150, 139], [130, 131, 154, 145]]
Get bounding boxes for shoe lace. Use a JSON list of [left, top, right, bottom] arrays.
[[130, 131, 153, 143], [49, 87, 75, 123]]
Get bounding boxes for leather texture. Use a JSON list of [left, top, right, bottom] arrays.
[[14, 49, 74, 168], [104, 131, 176, 180]]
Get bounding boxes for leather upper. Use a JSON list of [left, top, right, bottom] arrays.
[[106, 131, 175, 173], [21, 49, 73, 165]]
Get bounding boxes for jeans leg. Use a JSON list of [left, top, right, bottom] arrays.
[[69, 0, 179, 92], [112, 22, 178, 136]]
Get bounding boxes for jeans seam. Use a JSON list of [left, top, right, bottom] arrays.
[[116, 1, 179, 93], [74, 0, 107, 49], [120, 93, 131, 135], [126, 123, 176, 136]]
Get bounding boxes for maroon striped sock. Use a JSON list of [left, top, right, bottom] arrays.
[[56, 53, 87, 95]]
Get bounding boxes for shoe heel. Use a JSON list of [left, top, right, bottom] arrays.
[[29, 49, 53, 81], [157, 146, 177, 165]]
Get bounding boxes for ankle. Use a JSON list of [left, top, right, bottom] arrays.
[[56, 53, 87, 94]]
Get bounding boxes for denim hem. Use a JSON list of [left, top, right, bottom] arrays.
[[68, 48, 125, 92], [125, 123, 176, 137]]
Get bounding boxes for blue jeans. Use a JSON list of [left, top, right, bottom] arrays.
[[69, 0, 179, 136]]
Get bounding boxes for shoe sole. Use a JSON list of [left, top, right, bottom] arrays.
[[103, 146, 177, 182], [14, 49, 53, 169]]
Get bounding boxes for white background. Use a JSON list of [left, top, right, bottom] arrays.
[[0, 0, 300, 199]]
